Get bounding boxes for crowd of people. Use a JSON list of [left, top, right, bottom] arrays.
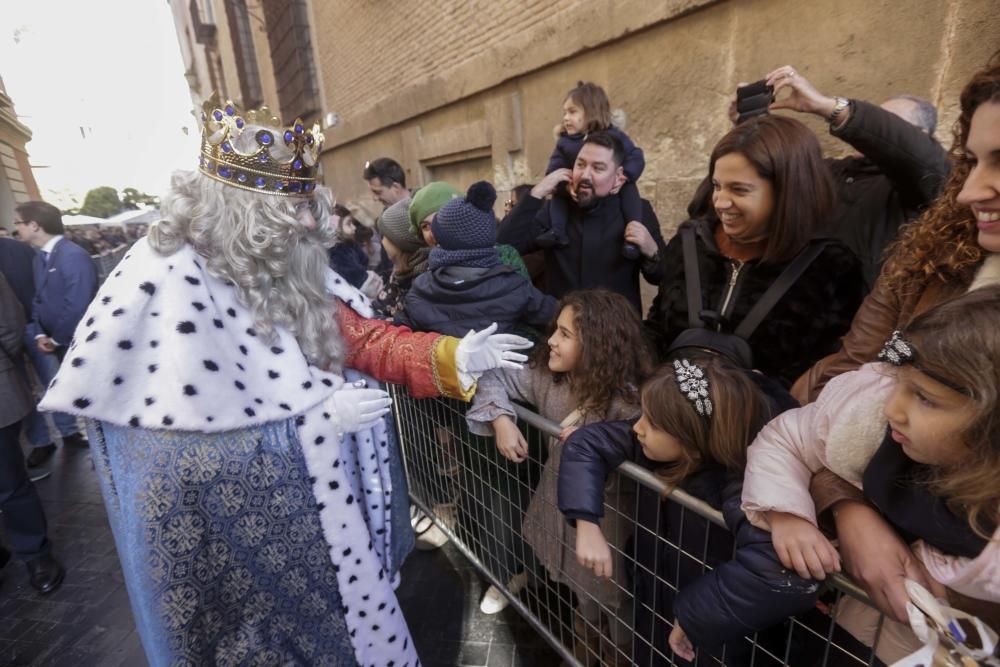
[[0, 49, 995, 667], [355, 57, 999, 666]]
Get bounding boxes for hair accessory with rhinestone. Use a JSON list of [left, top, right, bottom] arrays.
[[877, 330, 974, 397], [877, 330, 914, 366], [197, 93, 323, 196], [673, 358, 713, 418]]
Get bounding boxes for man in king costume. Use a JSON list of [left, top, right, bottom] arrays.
[[40, 97, 530, 667]]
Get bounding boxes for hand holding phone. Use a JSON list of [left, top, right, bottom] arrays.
[[736, 79, 774, 124]]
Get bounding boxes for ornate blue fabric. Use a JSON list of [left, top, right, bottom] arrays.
[[88, 418, 358, 667]]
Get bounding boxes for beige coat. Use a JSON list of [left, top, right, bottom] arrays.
[[467, 366, 640, 609]]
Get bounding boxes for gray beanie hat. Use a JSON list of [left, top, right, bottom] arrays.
[[376, 197, 423, 254]]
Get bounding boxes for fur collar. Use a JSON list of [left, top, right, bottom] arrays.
[[41, 238, 364, 433]]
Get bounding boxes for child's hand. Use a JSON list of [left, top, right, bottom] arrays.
[[529, 169, 571, 200], [558, 425, 578, 441], [767, 511, 841, 580], [575, 520, 613, 578], [668, 619, 695, 662], [492, 415, 528, 463]]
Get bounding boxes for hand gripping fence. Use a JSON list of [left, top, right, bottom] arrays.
[[389, 387, 901, 666]]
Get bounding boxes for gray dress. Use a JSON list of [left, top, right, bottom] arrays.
[[467, 366, 639, 611]]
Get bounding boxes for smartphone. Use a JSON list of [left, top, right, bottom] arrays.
[[736, 79, 774, 124]]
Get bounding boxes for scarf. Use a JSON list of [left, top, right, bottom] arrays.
[[429, 245, 500, 270]]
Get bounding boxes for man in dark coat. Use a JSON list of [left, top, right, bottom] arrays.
[[13, 201, 98, 466], [0, 272, 65, 594], [498, 131, 666, 312], [765, 65, 950, 289], [0, 235, 37, 317]]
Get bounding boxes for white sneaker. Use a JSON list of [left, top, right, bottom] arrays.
[[479, 571, 529, 615], [413, 509, 449, 551], [479, 584, 509, 614]]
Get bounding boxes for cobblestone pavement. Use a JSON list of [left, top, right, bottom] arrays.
[[0, 439, 559, 667]]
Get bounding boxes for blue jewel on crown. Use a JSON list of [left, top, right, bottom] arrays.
[[237, 173, 247, 183], [255, 177, 266, 188]]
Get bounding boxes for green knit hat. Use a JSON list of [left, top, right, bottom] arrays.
[[408, 181, 461, 235]]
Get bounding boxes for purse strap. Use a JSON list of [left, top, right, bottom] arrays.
[[680, 224, 705, 329], [733, 239, 831, 339]]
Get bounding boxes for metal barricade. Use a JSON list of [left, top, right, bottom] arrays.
[[390, 388, 892, 666], [91, 244, 130, 284]]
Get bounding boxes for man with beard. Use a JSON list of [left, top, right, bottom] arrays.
[[39, 96, 529, 667], [499, 131, 666, 311]]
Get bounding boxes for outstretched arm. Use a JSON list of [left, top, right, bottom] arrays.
[[336, 300, 469, 400]]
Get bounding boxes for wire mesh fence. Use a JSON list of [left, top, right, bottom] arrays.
[[389, 388, 900, 666]]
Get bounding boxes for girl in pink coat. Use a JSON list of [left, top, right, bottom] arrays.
[[741, 286, 1000, 662]]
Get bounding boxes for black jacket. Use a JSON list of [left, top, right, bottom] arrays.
[[498, 194, 666, 312], [0, 237, 37, 318], [328, 241, 369, 289], [394, 264, 558, 337], [826, 99, 950, 289], [645, 219, 865, 387], [558, 377, 815, 664]]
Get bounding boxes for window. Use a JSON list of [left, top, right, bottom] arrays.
[[226, 0, 264, 108], [260, 0, 320, 120]]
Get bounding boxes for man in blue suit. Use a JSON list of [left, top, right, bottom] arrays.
[[13, 201, 98, 467]]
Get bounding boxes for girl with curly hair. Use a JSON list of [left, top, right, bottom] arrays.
[[465, 289, 652, 660], [786, 51, 1000, 634]]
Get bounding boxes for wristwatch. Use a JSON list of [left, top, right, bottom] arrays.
[[827, 97, 850, 125]]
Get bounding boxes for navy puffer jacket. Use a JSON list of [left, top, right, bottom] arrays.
[[394, 264, 557, 337], [558, 377, 820, 664]]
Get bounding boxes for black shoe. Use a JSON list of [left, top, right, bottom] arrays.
[[621, 242, 641, 261], [26, 554, 65, 595], [0, 546, 8, 590], [62, 432, 89, 448], [535, 230, 569, 249], [25, 444, 57, 468]]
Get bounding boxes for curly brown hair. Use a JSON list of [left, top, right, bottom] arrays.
[[531, 289, 654, 415], [882, 51, 1000, 296], [902, 285, 1000, 538]]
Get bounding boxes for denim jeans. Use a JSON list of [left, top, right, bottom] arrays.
[[21, 331, 78, 447]]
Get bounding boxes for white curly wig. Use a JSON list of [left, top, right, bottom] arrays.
[[148, 165, 343, 371]]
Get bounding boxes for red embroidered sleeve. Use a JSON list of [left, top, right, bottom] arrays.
[[336, 302, 469, 400]]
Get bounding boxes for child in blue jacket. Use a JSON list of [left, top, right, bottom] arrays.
[[558, 356, 821, 665], [537, 81, 646, 259]]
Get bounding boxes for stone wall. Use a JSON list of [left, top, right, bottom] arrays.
[[312, 0, 999, 241]]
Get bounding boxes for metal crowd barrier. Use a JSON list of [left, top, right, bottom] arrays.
[[390, 388, 895, 667]]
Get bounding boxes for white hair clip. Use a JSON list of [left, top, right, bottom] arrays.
[[673, 358, 713, 418]]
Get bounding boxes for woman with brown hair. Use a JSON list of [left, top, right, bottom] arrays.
[[788, 51, 1000, 630], [647, 114, 866, 388]]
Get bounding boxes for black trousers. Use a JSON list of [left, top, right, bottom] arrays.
[[0, 420, 50, 561]]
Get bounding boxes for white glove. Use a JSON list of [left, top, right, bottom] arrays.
[[455, 323, 532, 390], [326, 380, 392, 434]]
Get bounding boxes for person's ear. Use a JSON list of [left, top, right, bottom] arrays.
[[610, 166, 627, 194]]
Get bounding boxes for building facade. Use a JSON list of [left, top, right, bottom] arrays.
[[171, 0, 999, 238], [0, 76, 41, 230]]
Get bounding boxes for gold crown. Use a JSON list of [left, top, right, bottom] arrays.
[[198, 93, 323, 196]]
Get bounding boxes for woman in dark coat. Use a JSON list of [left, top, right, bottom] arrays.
[[646, 115, 866, 388]]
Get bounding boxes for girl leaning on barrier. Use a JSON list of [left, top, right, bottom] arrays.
[[785, 51, 1000, 635], [465, 288, 652, 666], [743, 287, 1000, 663], [557, 355, 821, 665]]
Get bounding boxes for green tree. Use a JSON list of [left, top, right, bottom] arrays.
[[121, 187, 160, 210], [78, 186, 123, 218]]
